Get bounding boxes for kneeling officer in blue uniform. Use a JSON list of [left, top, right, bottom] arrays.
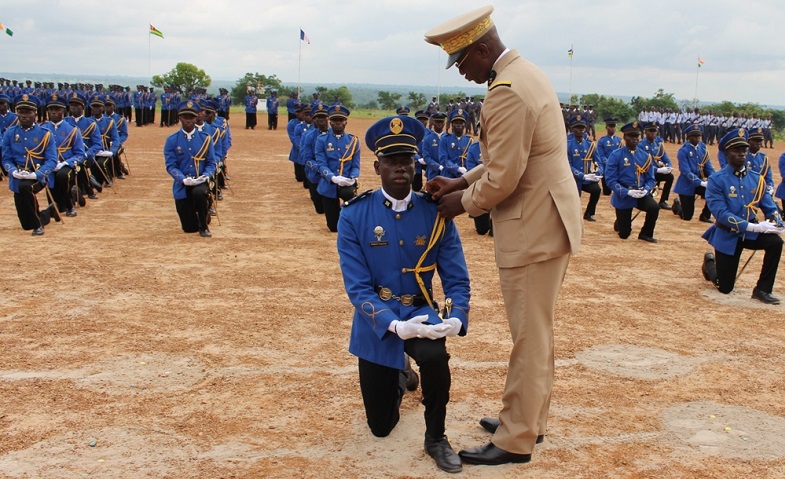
[[337, 115, 471, 474], [701, 128, 784, 304]]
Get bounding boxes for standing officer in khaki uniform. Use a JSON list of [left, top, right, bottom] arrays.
[[424, 5, 582, 466]]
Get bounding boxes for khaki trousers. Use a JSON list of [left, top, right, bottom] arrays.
[[492, 253, 571, 454]]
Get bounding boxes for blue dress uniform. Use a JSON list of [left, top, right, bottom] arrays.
[[745, 127, 774, 194], [674, 124, 714, 221], [287, 104, 309, 183], [315, 105, 361, 232], [465, 141, 492, 235], [244, 94, 257, 129], [597, 118, 623, 195], [300, 104, 329, 215], [164, 101, 217, 236], [438, 109, 474, 178], [605, 121, 660, 241], [422, 112, 446, 181], [0, 94, 19, 179], [266, 92, 279, 130], [1, 94, 59, 233], [411, 110, 430, 192], [640, 121, 675, 208], [41, 94, 86, 216], [65, 93, 103, 199], [701, 129, 783, 302], [338, 115, 470, 459], [292, 104, 312, 185], [91, 97, 121, 184], [285, 92, 300, 121], [566, 116, 602, 220], [776, 152, 785, 210]]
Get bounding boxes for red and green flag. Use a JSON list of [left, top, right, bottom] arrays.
[[698, 57, 704, 68], [150, 24, 164, 39]]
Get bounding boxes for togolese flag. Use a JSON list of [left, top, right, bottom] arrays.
[[698, 57, 704, 68], [150, 24, 164, 38], [0, 22, 13, 37]]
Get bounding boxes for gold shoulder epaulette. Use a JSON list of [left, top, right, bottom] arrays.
[[344, 189, 373, 206], [488, 81, 512, 91]]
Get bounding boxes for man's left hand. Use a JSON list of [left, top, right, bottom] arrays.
[[437, 191, 466, 220]]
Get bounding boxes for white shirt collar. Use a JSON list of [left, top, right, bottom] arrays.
[[182, 128, 196, 140], [381, 187, 412, 212], [492, 48, 511, 70]]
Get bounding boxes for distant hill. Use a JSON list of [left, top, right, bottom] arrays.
[[2, 71, 781, 110]]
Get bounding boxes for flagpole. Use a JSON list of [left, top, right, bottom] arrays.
[[148, 23, 151, 82], [298, 28, 302, 95], [568, 44, 573, 104], [693, 61, 700, 109]]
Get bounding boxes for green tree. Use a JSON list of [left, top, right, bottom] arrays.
[[151, 62, 211, 97], [231, 72, 284, 105], [377, 91, 402, 110], [407, 91, 427, 110], [318, 85, 355, 109]]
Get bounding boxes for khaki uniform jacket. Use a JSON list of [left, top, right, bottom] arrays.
[[461, 50, 582, 268]]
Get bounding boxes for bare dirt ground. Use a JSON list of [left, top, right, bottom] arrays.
[[1, 116, 784, 479]]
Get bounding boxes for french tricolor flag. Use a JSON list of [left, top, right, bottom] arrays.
[[300, 29, 310, 45]]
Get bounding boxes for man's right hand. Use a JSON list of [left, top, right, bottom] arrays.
[[393, 315, 428, 340], [425, 176, 468, 201]]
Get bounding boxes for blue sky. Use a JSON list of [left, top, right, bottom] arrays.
[[1, 0, 782, 106]]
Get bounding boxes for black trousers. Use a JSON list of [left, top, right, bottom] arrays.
[[679, 187, 710, 221], [245, 112, 257, 129], [473, 213, 492, 235], [294, 163, 305, 183], [174, 183, 210, 233], [581, 182, 601, 216], [268, 113, 278, 130], [135, 107, 143, 126], [601, 176, 611, 196], [52, 166, 75, 211], [715, 234, 782, 294], [321, 194, 342, 232], [655, 172, 674, 202], [13, 179, 51, 230], [615, 194, 659, 239], [358, 337, 450, 440]]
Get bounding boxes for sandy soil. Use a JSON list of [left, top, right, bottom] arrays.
[[1, 116, 784, 479]]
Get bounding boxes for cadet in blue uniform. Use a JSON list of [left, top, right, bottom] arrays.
[[396, 105, 411, 116], [701, 129, 784, 304], [0, 94, 19, 181], [301, 104, 329, 215], [639, 121, 675, 210], [287, 104, 308, 183], [674, 124, 714, 222], [266, 90, 279, 130], [315, 104, 361, 232], [90, 96, 120, 186], [465, 140, 492, 235], [164, 101, 217, 237], [1, 94, 59, 235], [337, 115, 470, 474], [204, 100, 231, 198], [285, 91, 300, 121], [309, 92, 322, 110], [597, 117, 622, 196], [745, 127, 774, 196], [66, 93, 104, 200], [777, 152, 785, 212], [566, 116, 602, 221], [292, 104, 312, 188], [244, 92, 258, 130], [104, 96, 129, 180], [412, 110, 430, 192], [42, 94, 85, 217], [422, 112, 446, 181], [438, 109, 474, 178], [604, 121, 660, 242]]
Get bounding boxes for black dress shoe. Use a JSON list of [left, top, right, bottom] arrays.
[[70, 185, 78, 205], [31, 226, 44, 236], [459, 442, 531, 466], [217, 189, 224, 201], [638, 234, 657, 243], [88, 192, 98, 199], [117, 173, 126, 180], [699, 215, 713, 223], [208, 207, 217, 216], [613, 219, 619, 232], [478, 418, 544, 444], [659, 200, 672, 210], [89, 175, 103, 193], [199, 229, 212, 238], [424, 436, 462, 473], [672, 200, 682, 216], [702, 252, 717, 282], [403, 354, 419, 392], [583, 213, 596, 222], [66, 208, 77, 217], [752, 288, 781, 305]]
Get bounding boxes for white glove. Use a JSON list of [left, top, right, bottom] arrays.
[[183, 177, 195, 186], [657, 167, 672, 174], [700, 180, 708, 188], [54, 161, 67, 172], [331, 175, 347, 185], [192, 175, 208, 185], [627, 189, 644, 199], [21, 170, 37, 180], [584, 173, 601, 183], [393, 315, 428, 340], [418, 323, 450, 340], [767, 186, 774, 196], [438, 165, 444, 171], [457, 166, 467, 175], [97, 150, 113, 157], [12, 169, 25, 179], [749, 222, 783, 234], [442, 317, 462, 337], [418, 158, 426, 165], [342, 177, 356, 187]]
